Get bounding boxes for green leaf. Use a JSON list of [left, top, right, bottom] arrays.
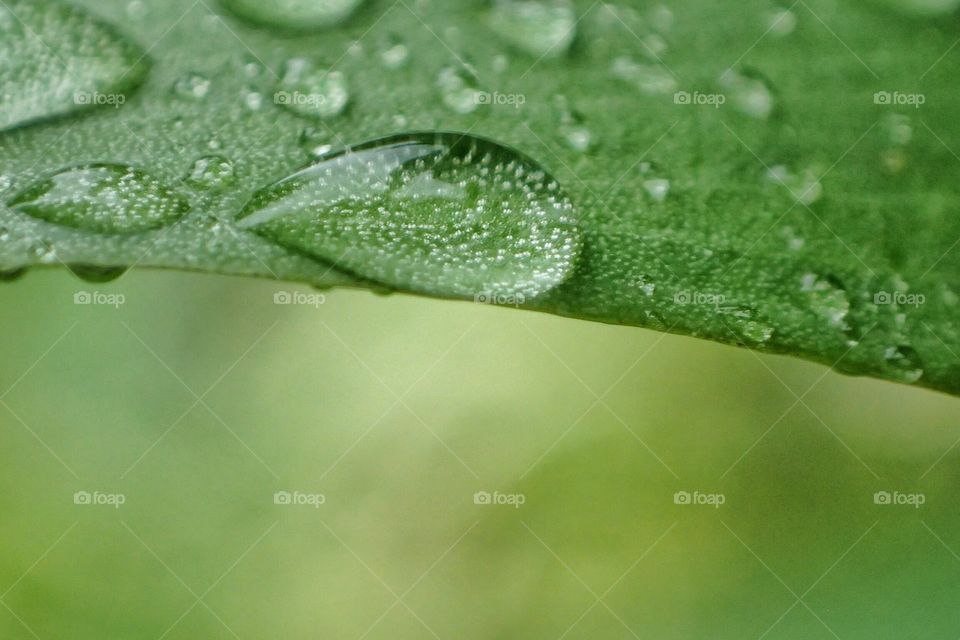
[[1, 0, 959, 395]]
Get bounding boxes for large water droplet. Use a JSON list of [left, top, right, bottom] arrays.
[[275, 58, 349, 120], [718, 68, 776, 120], [220, 0, 366, 31], [236, 132, 582, 299], [69, 264, 127, 283], [7, 164, 190, 234], [0, 0, 148, 131], [488, 0, 577, 59]]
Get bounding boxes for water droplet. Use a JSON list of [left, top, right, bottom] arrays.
[[800, 273, 850, 328], [764, 7, 797, 36], [173, 72, 211, 100], [488, 0, 577, 59], [379, 35, 409, 69], [883, 345, 923, 383], [719, 306, 774, 344], [275, 58, 349, 120], [882, 113, 913, 145], [0, 0, 148, 131], [553, 96, 592, 152], [612, 57, 677, 95], [718, 68, 775, 120], [437, 64, 482, 114], [242, 86, 264, 111], [69, 264, 127, 283], [647, 5, 674, 32], [780, 226, 806, 250], [236, 132, 582, 299], [492, 54, 510, 74], [643, 178, 671, 202], [29, 240, 57, 263], [767, 165, 822, 205], [126, 0, 147, 20], [7, 164, 190, 234], [186, 155, 236, 192], [0, 175, 11, 193], [0, 226, 9, 241], [220, 0, 366, 31]]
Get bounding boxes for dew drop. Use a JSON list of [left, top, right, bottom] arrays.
[[0, 0, 148, 132], [186, 155, 236, 192], [379, 35, 410, 69], [643, 178, 671, 202], [236, 132, 583, 299], [29, 240, 57, 263], [488, 0, 577, 59], [69, 264, 127, 283], [612, 57, 677, 95], [553, 96, 592, 152], [220, 0, 366, 31], [719, 306, 774, 344], [718, 68, 776, 120], [242, 86, 264, 111], [764, 7, 797, 36], [275, 59, 349, 120], [173, 72, 211, 100], [7, 164, 190, 234]]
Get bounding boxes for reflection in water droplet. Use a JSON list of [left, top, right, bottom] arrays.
[[718, 68, 775, 120], [0, 0, 149, 131], [69, 264, 127, 283], [173, 72, 211, 100], [186, 155, 236, 191], [275, 58, 349, 120], [220, 0, 366, 31], [612, 57, 677, 95], [488, 0, 576, 59], [7, 164, 190, 234], [884, 345, 924, 383], [236, 132, 582, 299]]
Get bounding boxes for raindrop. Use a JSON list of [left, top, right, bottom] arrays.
[[220, 0, 366, 31], [7, 163, 190, 234], [69, 264, 127, 283], [0, 0, 148, 131], [236, 132, 583, 299], [488, 0, 577, 59], [186, 155, 236, 192], [173, 72, 211, 100], [436, 64, 483, 114], [765, 7, 797, 36], [643, 178, 671, 202], [379, 35, 410, 69], [718, 68, 776, 120]]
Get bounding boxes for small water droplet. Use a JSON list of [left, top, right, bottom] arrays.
[[767, 165, 822, 205], [275, 58, 349, 120], [186, 155, 236, 192], [379, 35, 409, 69], [553, 96, 592, 152], [173, 73, 211, 100], [492, 54, 510, 73], [488, 0, 576, 59], [643, 178, 671, 202], [883, 345, 923, 383], [0, 175, 11, 193], [0, 0, 149, 131], [437, 64, 482, 114], [69, 264, 127, 283], [800, 273, 850, 328], [236, 132, 583, 299], [242, 86, 264, 111], [7, 164, 190, 234], [0, 226, 9, 241], [718, 68, 776, 120], [612, 57, 677, 95], [220, 0, 367, 31], [764, 7, 797, 36], [780, 226, 806, 251], [29, 240, 57, 263], [126, 0, 147, 19], [720, 306, 774, 344]]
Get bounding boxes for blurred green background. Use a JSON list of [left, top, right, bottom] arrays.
[[1, 270, 959, 639]]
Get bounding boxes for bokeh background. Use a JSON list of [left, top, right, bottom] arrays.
[[0, 270, 958, 639]]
